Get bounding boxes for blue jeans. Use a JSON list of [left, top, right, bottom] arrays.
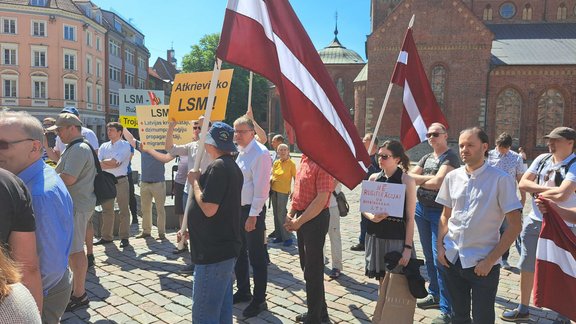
[[415, 203, 452, 314], [192, 257, 236, 324], [441, 258, 500, 324]]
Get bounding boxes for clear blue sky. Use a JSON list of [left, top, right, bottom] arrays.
[[91, 0, 370, 67]]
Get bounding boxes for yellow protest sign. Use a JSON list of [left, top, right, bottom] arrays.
[[136, 105, 195, 149], [168, 69, 234, 122], [120, 116, 138, 129]]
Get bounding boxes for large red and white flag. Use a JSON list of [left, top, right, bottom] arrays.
[[391, 28, 448, 150], [534, 201, 576, 321], [216, 0, 370, 189]]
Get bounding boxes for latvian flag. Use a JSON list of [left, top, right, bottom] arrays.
[[534, 201, 576, 321], [216, 0, 370, 189]]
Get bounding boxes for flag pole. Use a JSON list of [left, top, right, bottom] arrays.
[[368, 14, 415, 154], [247, 71, 253, 111], [177, 58, 223, 250]]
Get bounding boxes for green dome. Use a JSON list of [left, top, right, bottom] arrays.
[[318, 36, 365, 64]]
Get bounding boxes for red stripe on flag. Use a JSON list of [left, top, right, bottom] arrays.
[[534, 260, 576, 321], [539, 211, 576, 260]]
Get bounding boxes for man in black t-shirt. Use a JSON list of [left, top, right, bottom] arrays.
[[183, 122, 243, 324]]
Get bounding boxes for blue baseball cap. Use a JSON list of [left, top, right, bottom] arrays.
[[61, 107, 79, 117], [204, 122, 237, 153]]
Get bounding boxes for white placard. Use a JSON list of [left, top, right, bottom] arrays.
[[119, 89, 165, 116], [359, 180, 406, 218]]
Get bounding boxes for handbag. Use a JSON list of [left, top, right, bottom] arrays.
[[332, 191, 349, 217], [372, 272, 416, 324]]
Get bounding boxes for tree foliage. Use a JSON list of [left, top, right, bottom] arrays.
[[181, 33, 269, 126]]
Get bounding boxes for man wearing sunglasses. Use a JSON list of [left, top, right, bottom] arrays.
[[502, 127, 576, 324], [0, 110, 74, 323], [409, 123, 460, 324]]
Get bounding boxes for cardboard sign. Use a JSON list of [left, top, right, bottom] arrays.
[[359, 180, 406, 218], [168, 69, 234, 122], [136, 105, 194, 149], [119, 89, 164, 128]]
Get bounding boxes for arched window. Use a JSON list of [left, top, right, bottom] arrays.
[[336, 77, 344, 100], [557, 3, 567, 20], [522, 4, 532, 20], [537, 89, 565, 146], [430, 65, 447, 112], [483, 5, 493, 20], [495, 88, 522, 142]]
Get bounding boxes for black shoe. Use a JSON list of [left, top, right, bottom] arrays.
[[350, 243, 365, 251], [93, 239, 113, 246], [233, 292, 252, 304], [119, 239, 130, 248], [295, 312, 329, 323], [65, 292, 89, 312], [173, 246, 189, 254], [267, 230, 277, 238], [242, 301, 267, 318], [87, 254, 95, 268]]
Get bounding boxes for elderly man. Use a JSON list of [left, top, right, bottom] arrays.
[[502, 127, 576, 324], [409, 122, 460, 323], [0, 110, 74, 323], [49, 113, 97, 312], [185, 122, 243, 324], [286, 154, 334, 324], [436, 127, 522, 324], [233, 116, 272, 319], [95, 122, 132, 248]]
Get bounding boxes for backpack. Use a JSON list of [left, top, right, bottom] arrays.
[[68, 138, 117, 205], [332, 191, 349, 217], [535, 153, 576, 187]]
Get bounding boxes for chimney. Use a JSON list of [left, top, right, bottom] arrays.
[[167, 48, 176, 68]]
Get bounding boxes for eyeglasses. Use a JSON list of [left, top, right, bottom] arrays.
[[234, 129, 254, 134], [193, 126, 200, 130], [426, 132, 446, 138], [0, 138, 35, 150], [377, 154, 393, 160]]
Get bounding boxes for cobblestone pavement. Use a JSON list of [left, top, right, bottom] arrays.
[[61, 155, 556, 323]]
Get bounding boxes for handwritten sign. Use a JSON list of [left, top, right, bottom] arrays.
[[168, 69, 233, 122], [359, 180, 406, 218], [136, 105, 194, 149]]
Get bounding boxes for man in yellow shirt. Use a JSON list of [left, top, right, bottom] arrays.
[[270, 144, 296, 246]]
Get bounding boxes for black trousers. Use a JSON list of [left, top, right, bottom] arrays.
[[235, 205, 268, 303], [297, 208, 330, 323]]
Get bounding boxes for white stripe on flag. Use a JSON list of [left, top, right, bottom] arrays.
[[397, 51, 408, 65], [229, 0, 357, 157], [536, 238, 576, 278], [403, 81, 428, 142]]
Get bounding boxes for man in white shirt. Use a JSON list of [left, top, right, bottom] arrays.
[[233, 116, 272, 319], [502, 127, 576, 323], [94, 122, 132, 248], [436, 127, 522, 324]]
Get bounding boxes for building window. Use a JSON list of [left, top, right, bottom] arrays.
[[522, 4, 532, 20], [138, 78, 145, 89], [495, 88, 522, 142], [125, 72, 134, 87], [114, 19, 122, 33], [125, 49, 134, 64], [86, 55, 92, 75], [430, 65, 447, 112], [109, 39, 120, 57], [499, 2, 516, 19], [64, 25, 76, 41], [109, 91, 119, 106], [2, 18, 16, 34], [96, 37, 101, 51], [64, 80, 76, 100], [2, 45, 17, 65], [557, 3, 567, 20], [96, 85, 102, 104], [32, 48, 46, 67], [96, 59, 102, 78], [109, 66, 120, 82], [86, 83, 92, 103], [32, 78, 47, 99], [31, 21, 46, 36], [138, 57, 146, 70], [29, 0, 47, 6], [64, 52, 76, 70], [537, 89, 565, 147], [86, 31, 92, 46], [483, 5, 493, 20], [3, 77, 17, 97]]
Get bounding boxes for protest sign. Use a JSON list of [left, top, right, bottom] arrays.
[[119, 90, 164, 128], [168, 69, 233, 122], [136, 105, 194, 149], [359, 180, 406, 218]]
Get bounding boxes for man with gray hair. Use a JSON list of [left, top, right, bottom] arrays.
[[0, 110, 74, 323]]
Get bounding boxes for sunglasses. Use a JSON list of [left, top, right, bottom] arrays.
[[193, 126, 200, 130], [0, 138, 35, 150], [377, 154, 393, 160], [426, 132, 446, 138]]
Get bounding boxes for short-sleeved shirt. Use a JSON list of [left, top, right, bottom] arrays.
[[291, 155, 334, 211], [174, 156, 188, 185], [416, 149, 460, 208], [55, 137, 97, 213], [436, 163, 522, 269], [55, 126, 99, 153], [98, 139, 132, 177], [271, 158, 296, 194], [526, 153, 576, 225], [18, 159, 73, 295], [0, 168, 35, 245], [135, 141, 167, 183], [168, 141, 213, 192], [487, 149, 526, 178], [188, 154, 243, 265]]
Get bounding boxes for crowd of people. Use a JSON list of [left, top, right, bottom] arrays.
[[0, 105, 575, 324]]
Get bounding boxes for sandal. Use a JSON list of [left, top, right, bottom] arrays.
[[65, 292, 89, 312]]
